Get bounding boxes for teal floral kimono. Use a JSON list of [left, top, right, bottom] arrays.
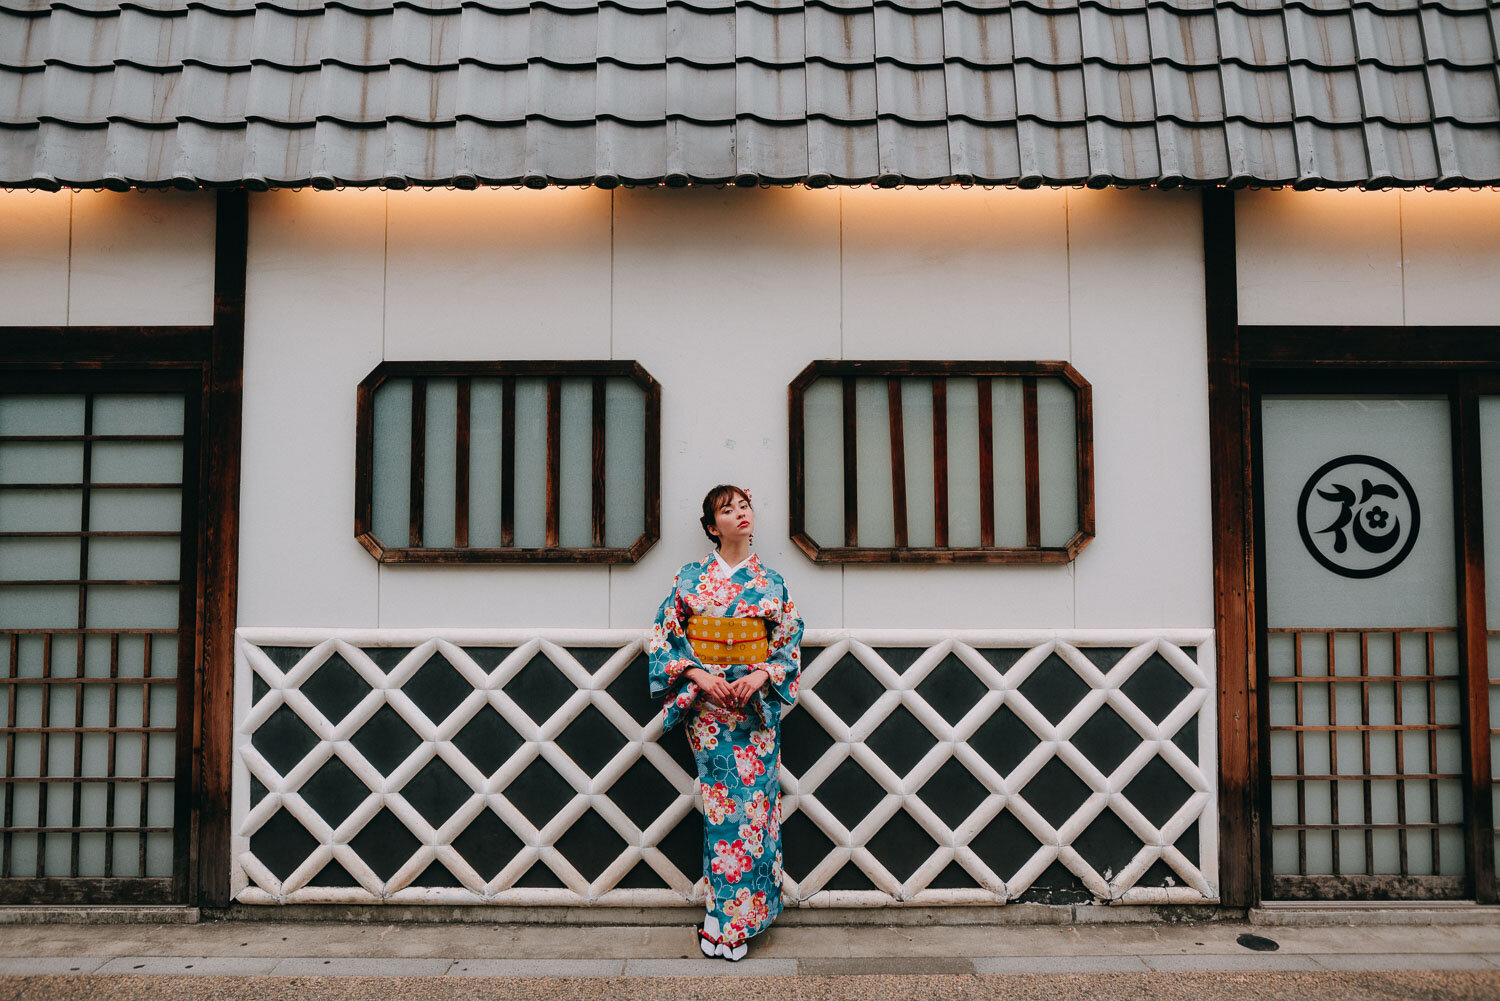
[[649, 550, 803, 946]]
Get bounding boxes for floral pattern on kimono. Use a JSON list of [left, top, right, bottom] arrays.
[[648, 550, 804, 946]]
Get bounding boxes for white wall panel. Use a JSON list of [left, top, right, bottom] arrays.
[[239, 188, 384, 626], [0, 191, 70, 325], [609, 186, 845, 630], [1236, 189, 1403, 326], [1068, 189, 1212, 628], [384, 187, 612, 360], [840, 187, 1071, 359], [376, 565, 611, 627], [69, 189, 216, 326], [1401, 190, 1500, 326]]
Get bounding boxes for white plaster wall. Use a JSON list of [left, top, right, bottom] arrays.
[[1236, 188, 1500, 326], [234, 185, 1214, 633], [0, 189, 215, 327]]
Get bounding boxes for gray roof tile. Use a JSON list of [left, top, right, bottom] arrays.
[[2, 0, 1497, 188]]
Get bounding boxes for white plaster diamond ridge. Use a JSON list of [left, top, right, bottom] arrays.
[[232, 628, 1217, 907]]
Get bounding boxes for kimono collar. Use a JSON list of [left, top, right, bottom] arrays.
[[712, 550, 755, 575]]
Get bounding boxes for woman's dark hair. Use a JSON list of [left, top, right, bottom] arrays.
[[700, 484, 752, 545]]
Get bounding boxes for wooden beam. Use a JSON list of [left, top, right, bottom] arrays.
[[1022, 376, 1040, 548], [408, 377, 426, 548], [501, 376, 516, 548], [1454, 377, 1495, 903], [1202, 186, 1258, 908], [198, 187, 247, 908], [888, 378, 908, 549], [933, 377, 949, 548], [592, 376, 606, 548], [843, 376, 858, 547], [455, 377, 470, 549], [545, 376, 561, 548], [977, 377, 995, 548]]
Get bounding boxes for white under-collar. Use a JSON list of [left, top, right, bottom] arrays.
[[714, 550, 752, 574]]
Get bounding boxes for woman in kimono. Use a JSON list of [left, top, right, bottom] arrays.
[[648, 484, 803, 961]]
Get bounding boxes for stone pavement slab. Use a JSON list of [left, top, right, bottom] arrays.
[[798, 957, 977, 976], [94, 957, 280, 976], [448, 959, 625, 977], [1308, 953, 1498, 971], [623, 958, 797, 976], [973, 956, 1151, 973], [1141, 953, 1322, 972], [0, 958, 103, 975], [268, 958, 454, 977]]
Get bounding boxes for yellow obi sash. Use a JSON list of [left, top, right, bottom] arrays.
[[686, 615, 769, 665]]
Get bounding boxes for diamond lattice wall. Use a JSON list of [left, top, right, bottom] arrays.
[[233, 628, 1218, 906]]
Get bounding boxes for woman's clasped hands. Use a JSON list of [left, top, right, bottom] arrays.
[[687, 666, 769, 708]]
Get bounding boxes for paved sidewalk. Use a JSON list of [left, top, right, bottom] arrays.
[[0, 916, 1497, 978]]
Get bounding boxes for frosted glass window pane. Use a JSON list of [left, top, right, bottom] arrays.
[[0, 442, 82, 484], [112, 834, 139, 877], [81, 685, 110, 727], [854, 378, 894, 549], [78, 782, 107, 825], [12, 733, 41, 775], [147, 780, 174, 824], [422, 378, 457, 548], [1305, 831, 1333, 874], [149, 685, 176, 728], [512, 378, 548, 548], [603, 379, 646, 548], [146, 832, 173, 876], [114, 734, 142, 777], [88, 538, 181, 581], [91, 394, 184, 435], [0, 538, 79, 580], [43, 832, 71, 876], [85, 586, 177, 629], [467, 379, 504, 548], [0, 489, 81, 532], [81, 734, 110, 777], [1271, 830, 1298, 874], [901, 380, 936, 548], [1261, 396, 1455, 629], [89, 489, 181, 532], [0, 395, 84, 435], [1037, 378, 1078, 548], [991, 379, 1027, 547], [803, 378, 844, 547], [77, 833, 106, 877], [372, 378, 412, 546], [0, 586, 77, 629], [114, 782, 140, 824], [559, 378, 592, 548], [91, 442, 182, 484], [149, 635, 178, 679], [946, 379, 981, 548]]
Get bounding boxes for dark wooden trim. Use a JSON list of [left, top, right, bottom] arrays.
[[1270, 874, 1466, 902], [1202, 187, 1259, 908], [1454, 377, 1495, 903], [591, 375, 606, 548], [408, 376, 426, 548], [0, 328, 212, 365], [888, 378, 908, 549], [196, 187, 246, 909], [352, 362, 659, 563], [1022, 376, 1040, 549], [789, 361, 1093, 563], [0, 877, 175, 905], [977, 377, 995, 548], [932, 377, 949, 548], [843, 376, 858, 547], [1239, 327, 1500, 366], [545, 376, 561, 548], [455, 377, 470, 549], [501, 375, 516, 549]]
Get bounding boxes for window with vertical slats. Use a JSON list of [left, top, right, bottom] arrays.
[[789, 361, 1094, 563], [355, 362, 660, 563]]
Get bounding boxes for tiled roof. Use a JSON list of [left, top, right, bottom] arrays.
[[1, 0, 1498, 189]]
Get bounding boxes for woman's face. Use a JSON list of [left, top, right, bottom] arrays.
[[711, 491, 754, 547]]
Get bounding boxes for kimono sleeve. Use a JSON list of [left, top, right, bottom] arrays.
[[763, 577, 804, 707], [648, 573, 699, 701]]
